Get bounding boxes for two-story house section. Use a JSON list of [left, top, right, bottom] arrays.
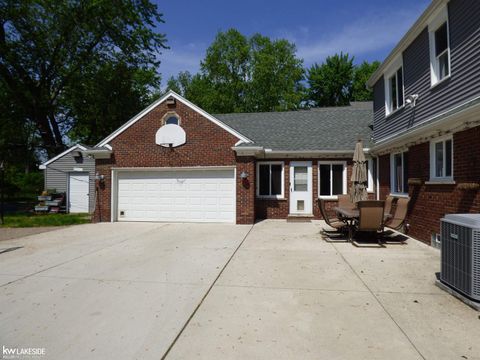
[[367, 0, 480, 244]]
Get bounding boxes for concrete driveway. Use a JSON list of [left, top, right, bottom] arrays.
[[0, 222, 252, 360], [1, 221, 479, 360]]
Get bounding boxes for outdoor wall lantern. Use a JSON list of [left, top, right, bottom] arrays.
[[95, 172, 105, 182]]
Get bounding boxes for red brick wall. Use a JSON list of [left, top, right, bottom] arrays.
[[236, 156, 256, 224], [255, 158, 375, 220], [94, 100, 241, 222], [378, 154, 391, 200], [379, 125, 480, 244]]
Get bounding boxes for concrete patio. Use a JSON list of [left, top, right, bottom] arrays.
[[1, 220, 479, 359]]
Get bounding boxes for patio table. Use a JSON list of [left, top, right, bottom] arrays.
[[333, 206, 358, 242], [333, 206, 392, 242]]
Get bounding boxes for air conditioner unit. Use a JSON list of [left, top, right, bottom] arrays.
[[440, 214, 480, 302]]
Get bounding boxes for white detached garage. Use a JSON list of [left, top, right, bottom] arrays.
[[113, 168, 236, 223]]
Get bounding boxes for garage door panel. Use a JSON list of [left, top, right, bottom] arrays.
[[117, 170, 235, 223]]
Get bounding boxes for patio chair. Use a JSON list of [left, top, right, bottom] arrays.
[[386, 197, 410, 232], [337, 194, 356, 210], [319, 199, 347, 236], [353, 200, 385, 247], [384, 196, 395, 216]]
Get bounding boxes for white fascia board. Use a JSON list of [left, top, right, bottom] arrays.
[[367, 0, 449, 87], [232, 146, 264, 156], [81, 148, 112, 159], [266, 150, 356, 155], [96, 90, 252, 147], [39, 144, 88, 168]]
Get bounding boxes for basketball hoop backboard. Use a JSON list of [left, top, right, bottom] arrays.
[[155, 124, 186, 148]]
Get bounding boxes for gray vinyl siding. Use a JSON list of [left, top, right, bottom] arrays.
[[44, 152, 95, 213], [373, 0, 480, 142]]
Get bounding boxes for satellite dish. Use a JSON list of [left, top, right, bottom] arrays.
[[155, 124, 186, 148]]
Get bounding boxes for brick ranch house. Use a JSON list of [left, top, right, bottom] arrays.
[[82, 90, 375, 225], [40, 0, 480, 247]]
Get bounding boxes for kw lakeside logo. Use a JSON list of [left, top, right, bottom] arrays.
[[2, 346, 46, 359]]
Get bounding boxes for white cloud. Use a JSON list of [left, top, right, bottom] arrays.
[[295, 5, 428, 64]]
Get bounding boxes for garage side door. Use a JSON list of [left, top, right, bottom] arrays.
[[68, 173, 89, 213], [116, 170, 235, 223]]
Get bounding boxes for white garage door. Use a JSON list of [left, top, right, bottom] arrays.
[[116, 169, 235, 223]]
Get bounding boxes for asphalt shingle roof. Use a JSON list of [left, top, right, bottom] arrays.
[[216, 102, 373, 151]]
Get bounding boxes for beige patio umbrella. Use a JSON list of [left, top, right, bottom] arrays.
[[350, 140, 368, 204]]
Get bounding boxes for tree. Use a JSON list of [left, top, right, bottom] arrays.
[[352, 61, 381, 101], [167, 71, 193, 97], [66, 61, 159, 145], [0, 0, 167, 156], [307, 52, 354, 107], [246, 34, 304, 112], [167, 29, 305, 113], [200, 29, 250, 113]]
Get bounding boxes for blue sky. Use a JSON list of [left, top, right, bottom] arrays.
[[155, 0, 430, 84]]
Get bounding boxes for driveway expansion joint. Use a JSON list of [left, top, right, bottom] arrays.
[[160, 224, 255, 360]]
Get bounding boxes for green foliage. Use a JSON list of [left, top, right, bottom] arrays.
[[0, 0, 167, 155], [307, 52, 354, 107], [66, 61, 160, 145], [201, 29, 250, 113], [1, 213, 90, 228], [167, 29, 305, 113], [352, 61, 381, 101], [246, 34, 305, 112]]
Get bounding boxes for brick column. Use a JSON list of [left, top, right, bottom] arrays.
[[236, 156, 256, 224], [92, 159, 112, 223]]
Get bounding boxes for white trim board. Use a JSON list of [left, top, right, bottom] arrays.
[[39, 144, 87, 169], [96, 90, 252, 147]]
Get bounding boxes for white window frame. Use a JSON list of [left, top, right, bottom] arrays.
[[430, 135, 454, 182], [390, 152, 408, 196], [367, 158, 375, 193], [256, 161, 285, 199], [318, 161, 347, 200], [384, 56, 404, 117], [162, 111, 181, 126], [428, 6, 451, 87]]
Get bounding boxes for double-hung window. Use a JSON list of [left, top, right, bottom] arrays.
[[429, 7, 451, 86], [318, 162, 346, 198], [384, 56, 404, 116], [387, 67, 404, 114], [430, 136, 453, 181], [257, 162, 284, 198], [390, 152, 409, 195]]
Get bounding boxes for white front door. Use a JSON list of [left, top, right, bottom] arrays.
[[68, 173, 89, 213], [289, 161, 313, 215]]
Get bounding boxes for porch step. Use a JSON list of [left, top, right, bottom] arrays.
[[286, 215, 314, 223]]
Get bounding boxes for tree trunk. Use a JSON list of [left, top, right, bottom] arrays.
[[34, 113, 65, 157]]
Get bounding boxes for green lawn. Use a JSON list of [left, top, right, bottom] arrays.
[[1, 213, 91, 228]]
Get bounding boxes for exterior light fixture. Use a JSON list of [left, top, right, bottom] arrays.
[[95, 172, 105, 182], [240, 171, 249, 179]]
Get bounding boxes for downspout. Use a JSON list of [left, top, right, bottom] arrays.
[[376, 157, 380, 200]]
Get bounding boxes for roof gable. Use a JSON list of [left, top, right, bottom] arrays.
[[96, 90, 252, 147], [39, 144, 87, 169]]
